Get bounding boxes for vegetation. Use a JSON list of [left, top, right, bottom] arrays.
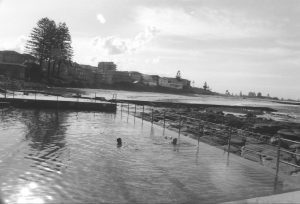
[[26, 17, 73, 78], [203, 81, 210, 91]]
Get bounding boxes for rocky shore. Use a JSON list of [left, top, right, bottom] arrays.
[[136, 104, 300, 175]]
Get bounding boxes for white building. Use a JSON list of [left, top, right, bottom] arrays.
[[158, 77, 191, 89]]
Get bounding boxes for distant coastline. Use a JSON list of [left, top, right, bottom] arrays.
[[0, 75, 217, 97]]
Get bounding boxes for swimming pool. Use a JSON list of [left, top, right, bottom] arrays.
[[0, 108, 299, 203]]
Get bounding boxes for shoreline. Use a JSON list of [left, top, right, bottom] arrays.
[[0, 77, 216, 97]]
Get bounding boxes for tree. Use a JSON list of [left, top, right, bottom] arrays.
[[26, 17, 73, 78], [257, 92, 262, 98], [248, 92, 256, 97], [53, 22, 73, 77], [203, 82, 209, 91], [26, 17, 56, 69]]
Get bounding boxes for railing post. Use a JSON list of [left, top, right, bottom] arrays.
[[151, 109, 154, 124], [227, 127, 232, 156], [120, 104, 123, 117], [56, 95, 59, 109], [95, 93, 96, 102], [13, 90, 14, 99], [4, 84, 6, 98], [178, 114, 182, 138], [275, 134, 281, 178], [134, 104, 136, 117], [198, 122, 201, 145], [163, 111, 166, 130], [259, 154, 263, 165], [127, 103, 129, 115], [142, 105, 144, 124]]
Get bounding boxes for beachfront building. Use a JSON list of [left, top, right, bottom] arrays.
[[98, 62, 117, 84], [112, 71, 132, 83], [0, 50, 36, 80], [158, 77, 191, 89], [129, 71, 143, 83], [58, 62, 98, 86], [0, 50, 35, 64], [142, 74, 159, 87], [98, 62, 117, 72]]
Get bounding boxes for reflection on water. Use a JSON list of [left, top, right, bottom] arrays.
[[0, 109, 69, 204], [0, 108, 298, 203]]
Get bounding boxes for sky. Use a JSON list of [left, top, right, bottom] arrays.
[[0, 0, 299, 99]]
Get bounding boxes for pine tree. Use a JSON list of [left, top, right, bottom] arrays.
[[26, 18, 73, 78], [26, 17, 56, 69], [203, 82, 209, 91], [54, 22, 73, 77]]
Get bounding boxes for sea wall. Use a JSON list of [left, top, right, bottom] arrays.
[[0, 98, 116, 112]]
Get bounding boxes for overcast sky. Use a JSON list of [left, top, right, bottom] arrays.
[[0, 0, 299, 99]]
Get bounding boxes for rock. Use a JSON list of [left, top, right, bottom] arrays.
[[252, 123, 282, 135], [230, 138, 246, 146], [246, 112, 256, 118], [264, 156, 273, 161]]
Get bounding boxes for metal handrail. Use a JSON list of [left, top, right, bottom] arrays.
[[121, 103, 300, 175], [279, 160, 300, 168], [125, 104, 271, 142], [280, 138, 300, 144], [243, 147, 276, 159], [280, 148, 300, 157], [139, 107, 270, 141]]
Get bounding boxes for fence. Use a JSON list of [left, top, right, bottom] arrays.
[[276, 137, 300, 177], [0, 91, 117, 112], [0, 90, 114, 104], [118, 102, 300, 177]]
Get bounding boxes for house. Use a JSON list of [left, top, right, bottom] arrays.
[[129, 71, 143, 83], [0, 50, 35, 64], [58, 62, 98, 86], [142, 74, 159, 86], [0, 50, 36, 80], [158, 77, 191, 89]]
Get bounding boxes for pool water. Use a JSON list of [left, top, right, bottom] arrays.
[[0, 108, 299, 203]]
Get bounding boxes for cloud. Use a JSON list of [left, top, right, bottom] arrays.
[[145, 57, 160, 64], [102, 36, 128, 54], [96, 13, 106, 24], [136, 7, 274, 40], [0, 36, 28, 53], [93, 26, 159, 55]]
